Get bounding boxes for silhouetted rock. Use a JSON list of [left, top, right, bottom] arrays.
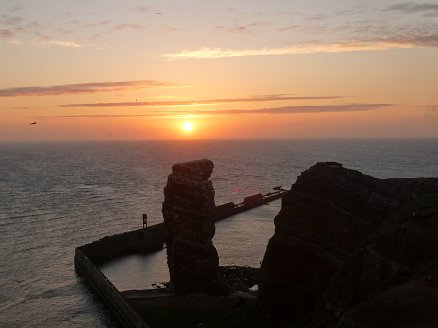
[[162, 159, 228, 295], [219, 266, 260, 292], [258, 162, 438, 327]]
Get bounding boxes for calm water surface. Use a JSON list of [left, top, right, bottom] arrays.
[[1, 139, 437, 327]]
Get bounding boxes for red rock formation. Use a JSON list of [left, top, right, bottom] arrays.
[[258, 162, 438, 327], [162, 159, 228, 295]]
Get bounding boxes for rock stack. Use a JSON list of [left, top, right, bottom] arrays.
[[162, 159, 228, 295]]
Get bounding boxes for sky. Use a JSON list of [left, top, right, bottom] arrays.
[[1, 0, 437, 141]]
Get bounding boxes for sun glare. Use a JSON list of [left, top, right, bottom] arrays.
[[182, 121, 193, 132]]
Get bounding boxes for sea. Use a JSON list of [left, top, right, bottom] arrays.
[[0, 139, 437, 327]]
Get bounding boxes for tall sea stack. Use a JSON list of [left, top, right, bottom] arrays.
[[162, 159, 228, 295]]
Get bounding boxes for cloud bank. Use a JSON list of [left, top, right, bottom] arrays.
[[0, 80, 180, 97], [35, 103, 390, 120], [165, 35, 438, 59], [61, 95, 341, 108], [385, 2, 438, 17], [35, 39, 84, 48]]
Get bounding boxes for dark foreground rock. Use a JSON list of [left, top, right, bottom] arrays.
[[219, 266, 259, 292], [162, 159, 228, 295], [258, 162, 438, 327], [154, 266, 260, 293]]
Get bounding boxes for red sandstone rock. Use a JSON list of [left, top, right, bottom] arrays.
[[258, 162, 438, 327], [162, 159, 228, 295]]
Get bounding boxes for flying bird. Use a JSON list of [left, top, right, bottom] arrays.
[[155, 12, 162, 15], [29, 122, 37, 125]]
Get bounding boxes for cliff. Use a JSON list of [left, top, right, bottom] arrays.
[[259, 162, 438, 327]]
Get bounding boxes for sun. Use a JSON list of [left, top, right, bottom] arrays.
[[182, 121, 193, 132]]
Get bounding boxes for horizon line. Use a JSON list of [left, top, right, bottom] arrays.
[[1, 136, 437, 144]]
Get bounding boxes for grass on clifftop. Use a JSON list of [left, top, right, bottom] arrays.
[[394, 192, 438, 220]]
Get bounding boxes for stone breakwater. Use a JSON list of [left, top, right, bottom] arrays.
[[259, 162, 438, 327], [162, 159, 228, 295]]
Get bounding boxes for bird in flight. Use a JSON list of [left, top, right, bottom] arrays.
[[155, 12, 162, 15], [29, 122, 37, 125]]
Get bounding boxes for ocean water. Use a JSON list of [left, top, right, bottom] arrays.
[[0, 139, 437, 327]]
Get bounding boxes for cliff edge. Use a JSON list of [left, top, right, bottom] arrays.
[[259, 162, 438, 327]]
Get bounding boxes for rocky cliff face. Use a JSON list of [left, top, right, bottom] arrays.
[[162, 159, 228, 295], [259, 162, 438, 327]]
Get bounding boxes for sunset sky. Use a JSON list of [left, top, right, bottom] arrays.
[[1, 0, 437, 141]]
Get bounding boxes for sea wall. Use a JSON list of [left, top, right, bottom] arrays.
[[75, 224, 165, 328], [75, 248, 150, 328], [79, 223, 164, 263]]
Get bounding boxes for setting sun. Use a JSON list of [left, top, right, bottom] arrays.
[[182, 121, 193, 132]]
